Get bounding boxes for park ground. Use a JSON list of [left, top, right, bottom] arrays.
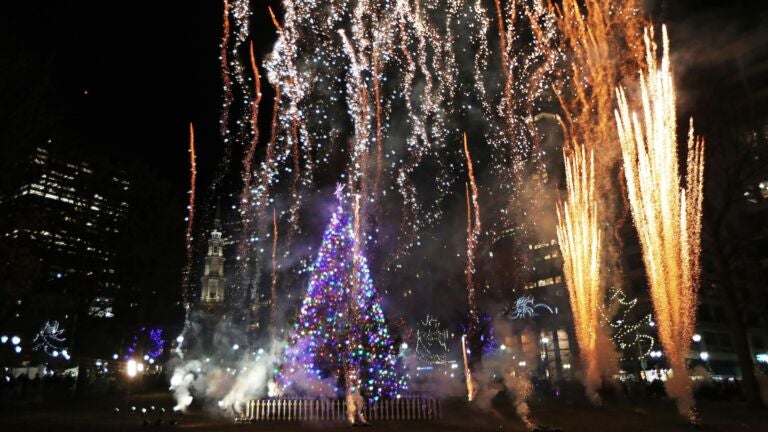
[[0, 391, 766, 432]]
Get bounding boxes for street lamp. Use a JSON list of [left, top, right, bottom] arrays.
[[124, 359, 139, 431], [700, 352, 710, 361], [692, 334, 702, 343]]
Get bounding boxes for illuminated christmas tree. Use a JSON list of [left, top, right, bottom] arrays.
[[281, 184, 406, 401]]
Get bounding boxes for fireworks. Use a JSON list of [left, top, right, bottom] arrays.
[[270, 207, 278, 328], [550, 0, 646, 288], [258, 0, 562, 271], [181, 123, 197, 309], [463, 133, 481, 337], [615, 25, 705, 419], [236, 41, 263, 289], [556, 143, 609, 401]]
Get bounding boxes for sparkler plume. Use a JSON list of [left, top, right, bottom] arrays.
[[615, 25, 705, 420], [549, 0, 646, 289], [556, 143, 612, 402]]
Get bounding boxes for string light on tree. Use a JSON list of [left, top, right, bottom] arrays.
[[280, 184, 406, 401], [414, 315, 451, 365], [601, 288, 655, 361]]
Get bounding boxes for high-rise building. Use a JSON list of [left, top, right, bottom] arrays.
[[0, 146, 129, 336]]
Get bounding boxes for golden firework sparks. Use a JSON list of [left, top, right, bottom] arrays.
[[549, 0, 646, 288], [615, 25, 705, 419], [556, 143, 606, 401]]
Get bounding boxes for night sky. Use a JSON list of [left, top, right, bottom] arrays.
[[1, 1, 279, 196]]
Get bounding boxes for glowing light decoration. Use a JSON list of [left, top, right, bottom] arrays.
[[414, 315, 451, 365], [32, 321, 66, 356], [504, 295, 554, 320], [615, 25, 705, 420], [601, 288, 655, 362], [280, 185, 406, 400]]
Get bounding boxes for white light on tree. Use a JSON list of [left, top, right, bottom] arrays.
[[692, 334, 702, 342], [11, 336, 21, 345], [32, 321, 66, 356], [700, 352, 709, 361], [0, 335, 7, 344]]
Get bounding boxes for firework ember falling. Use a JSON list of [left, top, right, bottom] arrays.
[[615, 25, 705, 419], [463, 133, 480, 338], [270, 207, 278, 329], [181, 123, 197, 310], [556, 144, 611, 402]]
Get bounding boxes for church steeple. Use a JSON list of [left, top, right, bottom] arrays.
[[200, 206, 225, 303]]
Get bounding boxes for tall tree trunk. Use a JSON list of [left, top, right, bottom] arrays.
[[713, 239, 764, 407]]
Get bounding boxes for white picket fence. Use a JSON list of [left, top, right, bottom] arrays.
[[238, 396, 440, 422]]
